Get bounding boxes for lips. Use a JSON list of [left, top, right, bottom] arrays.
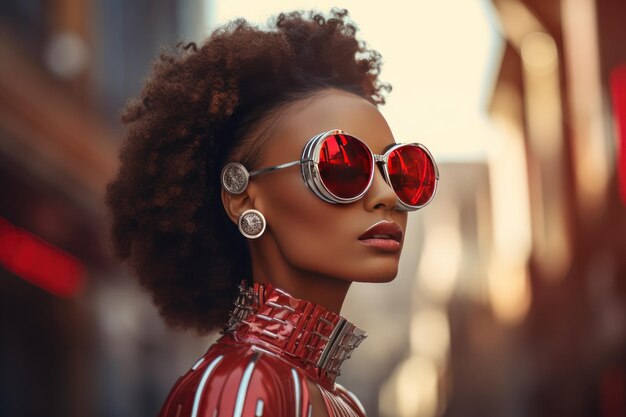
[[358, 221, 403, 243]]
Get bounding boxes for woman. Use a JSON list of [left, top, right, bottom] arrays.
[[106, 9, 438, 417]]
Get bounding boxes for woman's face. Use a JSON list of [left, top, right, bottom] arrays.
[[240, 88, 408, 283]]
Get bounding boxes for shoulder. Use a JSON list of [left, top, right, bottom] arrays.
[[158, 342, 312, 417], [335, 382, 367, 416]]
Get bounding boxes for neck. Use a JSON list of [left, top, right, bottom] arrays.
[[222, 280, 367, 387], [250, 245, 352, 314]]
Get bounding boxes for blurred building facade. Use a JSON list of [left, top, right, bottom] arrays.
[[482, 0, 625, 416], [0, 1, 209, 416], [0, 1, 624, 417], [407, 0, 625, 416], [375, 1, 625, 416]]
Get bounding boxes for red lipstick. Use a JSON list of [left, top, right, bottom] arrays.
[[358, 221, 403, 252]]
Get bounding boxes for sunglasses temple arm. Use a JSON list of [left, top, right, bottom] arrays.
[[249, 159, 307, 178]]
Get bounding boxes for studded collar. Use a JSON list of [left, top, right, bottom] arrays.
[[220, 281, 367, 387]]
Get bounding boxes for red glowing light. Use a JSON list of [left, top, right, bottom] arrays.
[[0, 216, 85, 297], [610, 64, 626, 206]]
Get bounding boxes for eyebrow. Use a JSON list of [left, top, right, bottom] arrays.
[[381, 142, 398, 153]]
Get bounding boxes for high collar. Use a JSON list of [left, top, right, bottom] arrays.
[[221, 281, 367, 387]]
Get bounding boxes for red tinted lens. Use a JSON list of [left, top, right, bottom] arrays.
[[388, 145, 437, 207], [318, 134, 373, 199]]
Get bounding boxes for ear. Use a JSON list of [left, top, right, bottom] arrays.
[[221, 187, 251, 225]]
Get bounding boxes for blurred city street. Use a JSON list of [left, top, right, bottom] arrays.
[[0, 1, 624, 416]]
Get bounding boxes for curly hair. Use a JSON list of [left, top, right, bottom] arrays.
[[105, 8, 390, 333]]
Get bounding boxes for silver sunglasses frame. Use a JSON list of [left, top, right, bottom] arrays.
[[221, 129, 439, 211]]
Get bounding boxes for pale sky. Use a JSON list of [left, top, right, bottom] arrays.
[[205, 0, 503, 161]]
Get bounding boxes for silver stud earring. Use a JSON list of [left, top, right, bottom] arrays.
[[221, 163, 250, 194], [238, 209, 266, 239]]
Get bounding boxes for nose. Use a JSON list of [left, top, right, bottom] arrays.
[[362, 161, 397, 211]]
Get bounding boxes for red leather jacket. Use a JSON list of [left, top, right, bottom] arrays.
[[157, 282, 368, 417]]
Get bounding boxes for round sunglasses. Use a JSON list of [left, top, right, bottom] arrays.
[[221, 129, 439, 211]]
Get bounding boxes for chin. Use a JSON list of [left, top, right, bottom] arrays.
[[351, 266, 399, 283]]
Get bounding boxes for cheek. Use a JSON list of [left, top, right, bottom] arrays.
[[258, 173, 406, 281], [261, 173, 353, 268], [261, 173, 348, 253]]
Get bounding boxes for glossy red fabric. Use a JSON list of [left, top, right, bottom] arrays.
[[157, 283, 367, 417]]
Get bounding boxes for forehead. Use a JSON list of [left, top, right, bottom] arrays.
[[261, 89, 395, 164]]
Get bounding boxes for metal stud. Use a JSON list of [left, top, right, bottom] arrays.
[[238, 209, 266, 239], [221, 162, 250, 194]]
